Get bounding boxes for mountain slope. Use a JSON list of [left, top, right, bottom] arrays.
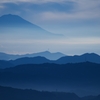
[[0, 14, 33, 27], [0, 62, 100, 96], [0, 53, 100, 69], [0, 60, 14, 69], [0, 14, 62, 39], [0, 85, 81, 100], [0, 85, 100, 100], [10, 56, 52, 65], [0, 56, 53, 69], [0, 86, 100, 100], [56, 53, 100, 64], [92, 95, 100, 100]]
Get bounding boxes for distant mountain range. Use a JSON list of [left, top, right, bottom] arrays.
[[0, 14, 62, 39], [0, 62, 100, 96], [0, 52, 100, 69], [0, 51, 65, 60]]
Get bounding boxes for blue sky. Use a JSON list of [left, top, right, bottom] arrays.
[[0, 0, 100, 55]]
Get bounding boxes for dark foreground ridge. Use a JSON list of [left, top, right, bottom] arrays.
[[0, 85, 100, 100], [0, 62, 100, 96], [0, 85, 80, 100]]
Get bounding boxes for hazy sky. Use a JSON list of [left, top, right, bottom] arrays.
[[0, 0, 100, 55]]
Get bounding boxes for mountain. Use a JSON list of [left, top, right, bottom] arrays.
[[1, 85, 100, 100], [0, 52, 20, 60], [81, 95, 96, 100], [0, 62, 100, 96], [0, 85, 81, 100], [0, 56, 51, 68], [92, 95, 100, 100], [0, 14, 33, 27], [0, 14, 62, 39], [0, 60, 14, 69], [10, 56, 52, 66], [56, 53, 100, 64], [25, 51, 65, 60], [0, 53, 100, 69], [0, 51, 65, 60]]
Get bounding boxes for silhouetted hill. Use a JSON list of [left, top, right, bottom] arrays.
[[0, 60, 14, 69], [0, 85, 81, 100], [10, 56, 51, 65], [0, 62, 100, 96], [1, 85, 100, 100], [92, 95, 100, 100], [0, 51, 65, 60], [56, 53, 100, 64], [81, 95, 96, 100], [0, 56, 53, 69]]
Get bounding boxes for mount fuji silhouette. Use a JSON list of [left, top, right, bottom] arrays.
[[0, 14, 33, 27], [0, 14, 62, 39]]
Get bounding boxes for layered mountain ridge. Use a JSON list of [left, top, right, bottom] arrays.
[[0, 52, 100, 69], [0, 51, 65, 60], [0, 62, 100, 96]]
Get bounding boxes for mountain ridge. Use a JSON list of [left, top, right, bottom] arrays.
[[56, 53, 100, 64], [0, 52, 100, 69], [0, 62, 100, 97], [0, 85, 100, 100], [0, 51, 65, 60], [0, 85, 81, 100]]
